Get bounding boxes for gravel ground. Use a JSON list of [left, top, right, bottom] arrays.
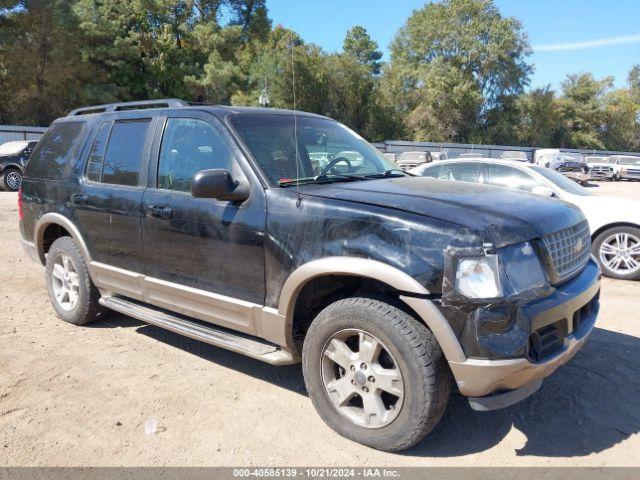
[[1, 181, 639, 466]]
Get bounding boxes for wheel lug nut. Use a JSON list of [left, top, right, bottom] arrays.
[[362, 387, 369, 392], [350, 365, 355, 372], [351, 379, 356, 386], [360, 363, 367, 370], [368, 376, 375, 382]]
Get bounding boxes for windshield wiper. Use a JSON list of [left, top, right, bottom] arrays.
[[278, 174, 363, 187], [278, 169, 412, 187]]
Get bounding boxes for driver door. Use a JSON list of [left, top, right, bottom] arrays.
[[141, 111, 266, 314]]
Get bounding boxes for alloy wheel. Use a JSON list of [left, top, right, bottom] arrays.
[[5, 171, 21, 190], [320, 329, 404, 429], [599, 232, 640, 275], [51, 254, 80, 311]]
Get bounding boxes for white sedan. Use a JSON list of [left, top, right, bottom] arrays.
[[411, 158, 640, 280]]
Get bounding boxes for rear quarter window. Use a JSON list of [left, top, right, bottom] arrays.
[[25, 122, 86, 180]]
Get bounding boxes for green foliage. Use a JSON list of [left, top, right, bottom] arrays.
[[0, 0, 639, 151], [343, 26, 382, 75], [383, 0, 532, 143]]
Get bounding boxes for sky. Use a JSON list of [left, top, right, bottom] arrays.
[[267, 0, 640, 91]]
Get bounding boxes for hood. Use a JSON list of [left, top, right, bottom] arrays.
[[299, 177, 585, 248]]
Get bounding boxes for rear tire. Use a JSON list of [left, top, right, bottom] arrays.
[[0, 167, 22, 192], [592, 226, 640, 280], [46, 236, 105, 325], [302, 296, 450, 452]]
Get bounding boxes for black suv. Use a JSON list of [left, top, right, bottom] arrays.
[[19, 99, 600, 451], [0, 140, 38, 191]]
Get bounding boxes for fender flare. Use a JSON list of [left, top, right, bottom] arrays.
[[34, 213, 92, 265], [277, 257, 466, 363]]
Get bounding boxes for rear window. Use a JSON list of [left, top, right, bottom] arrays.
[[25, 122, 85, 180]]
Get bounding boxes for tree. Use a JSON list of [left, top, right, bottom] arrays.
[[514, 87, 562, 147], [557, 73, 613, 149], [343, 26, 382, 75], [383, 0, 532, 142], [74, 0, 202, 101], [602, 87, 640, 151], [0, 0, 97, 125], [228, 0, 271, 41]]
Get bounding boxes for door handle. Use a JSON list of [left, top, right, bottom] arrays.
[[70, 193, 89, 206], [148, 205, 173, 219]]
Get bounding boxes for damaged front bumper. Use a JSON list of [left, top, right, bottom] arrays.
[[447, 258, 600, 409]]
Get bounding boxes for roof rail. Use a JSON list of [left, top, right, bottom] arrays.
[[67, 99, 189, 117]]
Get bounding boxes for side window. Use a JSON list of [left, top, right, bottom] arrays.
[[439, 162, 481, 183], [158, 118, 233, 192], [486, 164, 542, 192], [85, 122, 112, 182], [25, 122, 85, 180], [101, 120, 150, 186]]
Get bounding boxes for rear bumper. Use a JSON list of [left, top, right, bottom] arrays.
[[448, 259, 600, 402]]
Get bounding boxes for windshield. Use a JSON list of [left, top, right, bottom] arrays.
[[617, 156, 640, 166], [531, 166, 593, 196], [557, 153, 584, 162], [229, 113, 399, 186]]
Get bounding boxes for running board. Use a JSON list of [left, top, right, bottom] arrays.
[[99, 296, 297, 365]]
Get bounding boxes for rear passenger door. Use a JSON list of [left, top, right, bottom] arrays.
[[74, 115, 157, 273], [140, 111, 266, 307]]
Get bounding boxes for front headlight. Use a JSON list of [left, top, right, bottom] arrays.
[[455, 255, 502, 299], [443, 242, 548, 302]]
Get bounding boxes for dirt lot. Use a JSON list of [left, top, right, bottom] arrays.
[[1, 181, 640, 467]]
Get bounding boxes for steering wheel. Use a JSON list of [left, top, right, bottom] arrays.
[[321, 156, 352, 175]]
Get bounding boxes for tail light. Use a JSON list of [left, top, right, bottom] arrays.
[[17, 186, 24, 220]]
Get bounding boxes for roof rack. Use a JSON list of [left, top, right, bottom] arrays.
[[67, 99, 189, 117]]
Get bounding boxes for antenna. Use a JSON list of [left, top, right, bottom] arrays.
[[290, 33, 301, 205]]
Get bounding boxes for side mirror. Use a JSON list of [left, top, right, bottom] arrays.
[[191, 169, 249, 202], [532, 185, 555, 197]]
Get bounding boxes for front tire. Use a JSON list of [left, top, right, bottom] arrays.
[[46, 236, 104, 325], [0, 167, 22, 192], [302, 296, 450, 452], [592, 226, 640, 280]]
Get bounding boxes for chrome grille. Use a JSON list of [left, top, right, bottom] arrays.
[[543, 221, 591, 281], [589, 166, 612, 173]]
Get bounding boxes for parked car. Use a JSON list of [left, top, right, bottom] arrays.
[[534, 149, 590, 185], [382, 152, 397, 163], [430, 151, 447, 161], [20, 99, 599, 451], [0, 140, 38, 191], [411, 158, 640, 280], [610, 155, 640, 181], [500, 150, 529, 162], [395, 150, 431, 170], [585, 155, 615, 181]]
